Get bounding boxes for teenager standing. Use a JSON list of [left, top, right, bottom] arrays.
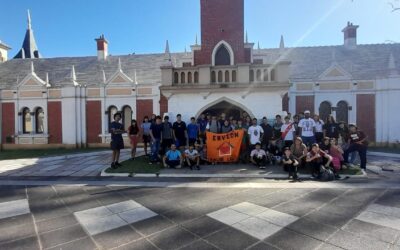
[[128, 119, 139, 160], [110, 113, 125, 169]]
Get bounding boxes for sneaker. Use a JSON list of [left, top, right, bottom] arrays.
[[361, 169, 367, 175], [196, 165, 201, 170], [130, 157, 135, 161], [115, 162, 122, 167], [111, 163, 117, 169], [259, 166, 266, 169]]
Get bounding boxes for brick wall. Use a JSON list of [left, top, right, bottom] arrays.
[[1, 102, 15, 144], [160, 93, 168, 116], [357, 94, 376, 141], [194, 0, 248, 65], [86, 101, 102, 143], [48, 102, 62, 144], [296, 95, 315, 114]]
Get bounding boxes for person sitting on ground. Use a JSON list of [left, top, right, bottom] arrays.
[[185, 145, 201, 170], [221, 120, 233, 133], [319, 137, 331, 153], [329, 137, 344, 171], [267, 140, 281, 165], [306, 143, 338, 179], [250, 143, 268, 169], [282, 147, 300, 181], [163, 144, 183, 169], [290, 137, 308, 168]]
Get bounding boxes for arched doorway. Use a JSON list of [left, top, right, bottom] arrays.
[[196, 98, 254, 120], [319, 101, 332, 122], [336, 101, 349, 123]]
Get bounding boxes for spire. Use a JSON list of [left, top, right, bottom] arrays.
[[45, 72, 51, 87], [134, 69, 138, 85], [195, 35, 198, 45], [118, 58, 122, 71], [30, 61, 35, 73], [164, 40, 171, 62], [14, 10, 41, 59], [165, 40, 170, 54], [102, 70, 107, 84], [279, 35, 285, 50], [27, 9, 32, 30], [71, 65, 79, 86], [245, 30, 248, 43], [257, 41, 260, 50]]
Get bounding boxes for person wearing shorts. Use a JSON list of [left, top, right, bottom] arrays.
[[110, 113, 125, 169]]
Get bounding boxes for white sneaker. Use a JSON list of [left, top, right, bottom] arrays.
[[361, 169, 367, 175]]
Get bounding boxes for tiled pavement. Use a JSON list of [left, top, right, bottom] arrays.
[[1, 185, 400, 249]]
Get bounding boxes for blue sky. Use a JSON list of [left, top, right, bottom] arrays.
[[1, 0, 399, 58]]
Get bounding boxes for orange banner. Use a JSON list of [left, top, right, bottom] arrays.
[[206, 130, 244, 163]]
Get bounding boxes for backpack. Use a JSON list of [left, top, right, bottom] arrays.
[[319, 166, 335, 182]]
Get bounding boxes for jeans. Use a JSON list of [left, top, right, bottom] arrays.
[[344, 143, 367, 169], [301, 136, 316, 148], [151, 139, 161, 162]]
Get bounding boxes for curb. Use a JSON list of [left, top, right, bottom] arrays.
[[367, 151, 400, 159]]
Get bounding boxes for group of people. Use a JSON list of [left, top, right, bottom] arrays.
[[109, 110, 368, 181]]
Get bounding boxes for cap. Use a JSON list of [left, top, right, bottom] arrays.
[[304, 110, 311, 114]]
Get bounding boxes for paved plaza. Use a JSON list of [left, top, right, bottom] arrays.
[[0, 150, 400, 249]]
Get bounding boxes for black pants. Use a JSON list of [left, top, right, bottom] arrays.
[[315, 132, 324, 143], [344, 143, 367, 169], [284, 164, 298, 178], [166, 159, 180, 168], [161, 139, 173, 155], [284, 140, 293, 148], [252, 155, 267, 166]]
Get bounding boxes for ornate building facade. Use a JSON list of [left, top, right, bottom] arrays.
[[0, 0, 399, 149]]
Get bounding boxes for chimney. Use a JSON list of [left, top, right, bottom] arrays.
[[342, 22, 359, 48], [95, 34, 108, 60]]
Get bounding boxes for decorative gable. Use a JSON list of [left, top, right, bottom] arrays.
[[18, 73, 46, 88], [319, 64, 351, 81]]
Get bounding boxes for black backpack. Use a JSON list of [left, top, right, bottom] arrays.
[[319, 166, 335, 182]]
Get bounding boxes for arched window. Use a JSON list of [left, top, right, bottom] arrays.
[[108, 106, 118, 126], [319, 101, 332, 122], [35, 107, 44, 134], [218, 71, 223, 83], [174, 72, 179, 84], [263, 69, 269, 82], [22, 108, 32, 134], [122, 106, 132, 131], [256, 69, 262, 81], [270, 69, 276, 81], [211, 71, 216, 83], [225, 71, 230, 83], [194, 72, 199, 83], [215, 45, 231, 65], [180, 72, 185, 84], [336, 101, 349, 124], [232, 70, 237, 82], [249, 70, 254, 82], [187, 72, 192, 84]]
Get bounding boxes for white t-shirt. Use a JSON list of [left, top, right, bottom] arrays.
[[314, 120, 324, 133], [250, 149, 267, 158], [280, 123, 296, 141], [299, 118, 316, 137], [184, 149, 198, 159], [248, 125, 264, 145]]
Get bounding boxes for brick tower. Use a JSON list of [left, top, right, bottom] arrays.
[[193, 0, 250, 66]]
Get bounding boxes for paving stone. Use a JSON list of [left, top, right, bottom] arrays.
[[0, 186, 27, 202], [62, 195, 102, 212], [116, 238, 158, 250], [233, 216, 283, 240], [304, 210, 353, 228], [162, 206, 203, 224], [255, 208, 299, 227], [118, 207, 157, 224], [0, 220, 36, 243], [317, 243, 345, 250], [0, 235, 40, 250], [106, 200, 142, 213], [30, 199, 71, 222], [39, 224, 87, 249], [74, 206, 113, 222], [247, 242, 280, 250], [204, 226, 258, 250], [80, 214, 127, 236], [356, 210, 400, 231], [327, 229, 392, 250], [182, 216, 227, 238], [36, 214, 78, 234], [207, 207, 250, 225], [0, 199, 30, 219], [0, 213, 32, 229], [229, 202, 268, 216], [375, 190, 400, 208], [265, 227, 324, 250], [131, 215, 175, 236], [93, 192, 128, 206], [366, 203, 400, 218], [287, 218, 337, 241], [46, 237, 97, 250], [93, 225, 142, 249], [179, 239, 219, 250], [148, 226, 198, 250], [343, 219, 400, 244]]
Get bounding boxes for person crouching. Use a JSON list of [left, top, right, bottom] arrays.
[[250, 143, 268, 169], [282, 147, 300, 181], [163, 144, 183, 169]]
